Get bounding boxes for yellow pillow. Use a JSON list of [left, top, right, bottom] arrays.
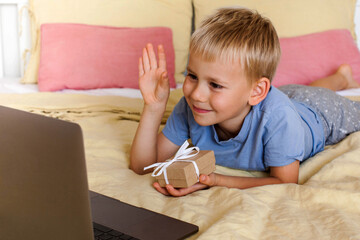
[[193, 0, 357, 39], [23, 0, 193, 84]]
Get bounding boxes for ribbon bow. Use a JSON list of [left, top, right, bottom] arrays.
[[144, 141, 200, 185]]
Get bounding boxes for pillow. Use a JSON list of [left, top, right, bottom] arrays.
[[272, 29, 360, 87], [23, 0, 192, 85], [38, 24, 176, 91], [193, 0, 357, 39]]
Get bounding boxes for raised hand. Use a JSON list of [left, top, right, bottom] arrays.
[[139, 43, 170, 110]]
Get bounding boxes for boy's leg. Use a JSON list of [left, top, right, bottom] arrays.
[[279, 84, 360, 145], [308, 64, 360, 91]]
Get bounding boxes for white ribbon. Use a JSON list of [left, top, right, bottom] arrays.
[[144, 141, 200, 185]]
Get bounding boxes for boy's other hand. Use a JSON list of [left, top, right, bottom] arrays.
[[153, 173, 217, 197], [139, 43, 170, 111], [153, 182, 208, 197]]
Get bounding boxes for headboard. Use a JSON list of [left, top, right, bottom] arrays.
[[1, 0, 360, 79]]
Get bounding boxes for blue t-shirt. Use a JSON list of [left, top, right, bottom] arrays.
[[162, 87, 325, 171]]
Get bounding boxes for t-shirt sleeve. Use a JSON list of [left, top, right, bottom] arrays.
[[263, 106, 306, 168], [162, 97, 190, 146]]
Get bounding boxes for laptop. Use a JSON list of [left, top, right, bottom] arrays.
[[0, 105, 198, 240]]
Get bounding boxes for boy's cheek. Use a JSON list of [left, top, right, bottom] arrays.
[[182, 78, 192, 93], [182, 80, 195, 100]]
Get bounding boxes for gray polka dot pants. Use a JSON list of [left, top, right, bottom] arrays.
[[279, 84, 360, 145]]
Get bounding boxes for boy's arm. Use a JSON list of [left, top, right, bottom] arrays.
[[209, 160, 299, 189], [130, 44, 178, 174]]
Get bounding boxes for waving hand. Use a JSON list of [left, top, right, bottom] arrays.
[[139, 43, 170, 109]]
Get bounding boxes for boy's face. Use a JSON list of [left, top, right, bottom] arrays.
[[183, 53, 255, 134]]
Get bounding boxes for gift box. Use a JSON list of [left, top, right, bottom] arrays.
[[155, 150, 216, 188]]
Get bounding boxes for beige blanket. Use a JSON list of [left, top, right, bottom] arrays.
[[1, 91, 360, 239]]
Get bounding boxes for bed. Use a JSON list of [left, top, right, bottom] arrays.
[[1, 0, 360, 239]]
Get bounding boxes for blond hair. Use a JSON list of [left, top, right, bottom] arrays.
[[190, 7, 281, 82]]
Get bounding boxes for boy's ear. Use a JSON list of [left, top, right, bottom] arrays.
[[248, 77, 271, 106]]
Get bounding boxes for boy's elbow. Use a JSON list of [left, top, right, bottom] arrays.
[[129, 157, 145, 175], [129, 154, 156, 175], [280, 179, 298, 185], [276, 177, 298, 185], [129, 162, 146, 175]]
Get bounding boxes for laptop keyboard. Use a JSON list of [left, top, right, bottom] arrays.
[[93, 222, 140, 240]]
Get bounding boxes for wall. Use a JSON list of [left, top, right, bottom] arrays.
[[0, 0, 360, 78]]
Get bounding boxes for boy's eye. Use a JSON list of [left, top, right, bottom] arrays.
[[186, 73, 198, 80], [210, 82, 223, 89]]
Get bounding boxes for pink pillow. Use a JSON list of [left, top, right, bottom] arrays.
[[272, 29, 360, 87], [38, 23, 176, 91]]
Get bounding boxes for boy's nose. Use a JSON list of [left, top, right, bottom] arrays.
[[191, 83, 208, 102]]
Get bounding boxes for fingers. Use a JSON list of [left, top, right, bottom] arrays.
[[142, 43, 158, 71], [158, 44, 167, 70], [153, 182, 196, 197], [153, 183, 189, 197], [147, 43, 158, 69], [167, 185, 199, 197], [199, 174, 216, 186], [159, 71, 169, 89], [158, 183, 208, 197], [139, 57, 144, 77], [142, 47, 151, 72], [141, 43, 166, 73], [153, 182, 170, 196]]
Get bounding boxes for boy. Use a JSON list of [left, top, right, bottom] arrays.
[[130, 8, 360, 196]]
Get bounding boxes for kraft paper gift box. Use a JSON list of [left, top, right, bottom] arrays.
[[143, 141, 216, 188], [155, 150, 216, 188]]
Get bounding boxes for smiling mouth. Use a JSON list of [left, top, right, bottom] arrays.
[[192, 105, 211, 113]]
